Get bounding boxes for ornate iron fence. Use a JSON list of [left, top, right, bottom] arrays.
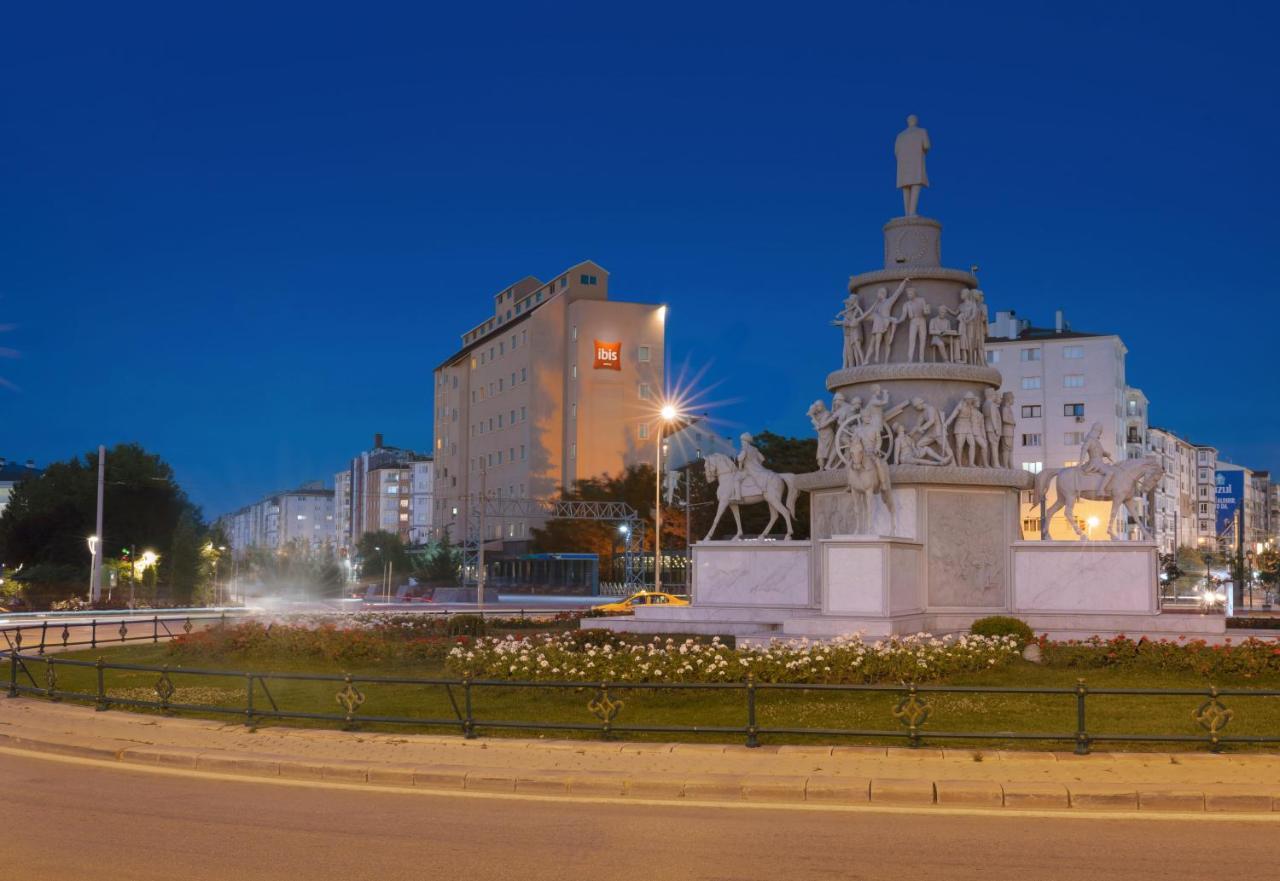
[[6, 645, 1279, 754]]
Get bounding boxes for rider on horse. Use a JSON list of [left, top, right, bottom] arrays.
[[735, 432, 770, 498], [1078, 423, 1116, 495]]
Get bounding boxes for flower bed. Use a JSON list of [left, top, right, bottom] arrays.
[[446, 632, 1022, 684], [1039, 635, 1280, 679]]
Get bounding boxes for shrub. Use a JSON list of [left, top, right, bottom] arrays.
[[1039, 635, 1280, 679], [970, 616, 1034, 648]]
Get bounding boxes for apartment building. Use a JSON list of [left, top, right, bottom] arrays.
[[986, 310, 1145, 539], [1147, 426, 1198, 553], [333, 435, 433, 556], [432, 261, 665, 549], [1193, 445, 1219, 544], [220, 484, 335, 559]]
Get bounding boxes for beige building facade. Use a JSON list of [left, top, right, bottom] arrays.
[[333, 435, 433, 557], [432, 261, 665, 548]]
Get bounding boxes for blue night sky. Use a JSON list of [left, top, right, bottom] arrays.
[[3, 1, 1278, 518]]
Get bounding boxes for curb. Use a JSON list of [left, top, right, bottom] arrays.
[[4, 731, 1280, 815]]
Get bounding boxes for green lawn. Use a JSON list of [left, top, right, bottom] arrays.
[[14, 644, 1280, 753]]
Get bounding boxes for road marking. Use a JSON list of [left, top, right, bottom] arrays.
[[2, 745, 1277, 824]]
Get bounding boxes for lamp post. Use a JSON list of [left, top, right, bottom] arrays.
[[654, 403, 678, 592], [86, 535, 98, 603], [90, 445, 105, 603]]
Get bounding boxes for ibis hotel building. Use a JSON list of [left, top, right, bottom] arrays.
[[431, 261, 665, 548]]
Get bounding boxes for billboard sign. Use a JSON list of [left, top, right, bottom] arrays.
[[1215, 469, 1243, 537]]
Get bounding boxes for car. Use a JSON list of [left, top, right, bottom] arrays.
[[592, 591, 689, 614]]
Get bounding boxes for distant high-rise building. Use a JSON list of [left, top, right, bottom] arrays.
[[333, 434, 433, 557], [219, 484, 335, 559], [432, 261, 665, 550]]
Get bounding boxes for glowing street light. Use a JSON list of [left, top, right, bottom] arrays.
[[654, 399, 683, 593], [1086, 515, 1100, 540]]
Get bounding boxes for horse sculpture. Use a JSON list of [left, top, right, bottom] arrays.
[[845, 438, 895, 535], [1034, 455, 1164, 540], [702, 452, 800, 540]]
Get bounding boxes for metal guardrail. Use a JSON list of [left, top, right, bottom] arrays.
[[3, 615, 1278, 754]]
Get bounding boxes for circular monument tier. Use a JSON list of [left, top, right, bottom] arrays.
[[826, 362, 1002, 392], [795, 464, 1033, 493], [848, 266, 978, 290]]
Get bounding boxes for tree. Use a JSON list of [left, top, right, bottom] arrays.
[[0, 443, 206, 607], [356, 531, 411, 579], [421, 530, 461, 584]]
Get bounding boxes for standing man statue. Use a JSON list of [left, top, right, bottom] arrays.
[[833, 293, 867, 369], [894, 114, 931, 217], [999, 392, 1016, 469], [808, 399, 839, 469], [982, 389, 1003, 468], [902, 288, 929, 362]]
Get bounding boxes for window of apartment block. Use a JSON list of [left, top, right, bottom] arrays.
[[522, 330, 527, 345], [571, 364, 577, 379], [535, 292, 542, 303], [511, 335, 517, 349], [487, 453, 494, 466], [510, 409, 516, 423], [499, 342, 504, 355], [571, 402, 577, 419], [638, 383, 651, 399], [474, 354, 480, 367], [497, 414, 503, 428], [571, 325, 578, 341], [1064, 432, 1084, 445], [1020, 348, 1041, 362], [1022, 433, 1042, 447], [559, 277, 567, 289], [1021, 377, 1041, 390], [1064, 374, 1085, 388], [488, 417, 493, 431], [521, 367, 527, 382], [509, 448, 514, 463], [638, 345, 651, 362], [1063, 346, 1084, 359], [498, 378, 504, 392], [986, 351, 1000, 364], [638, 424, 649, 439], [489, 346, 495, 360], [520, 445, 526, 460], [1021, 461, 1043, 474], [580, 274, 598, 285], [1021, 405, 1041, 418], [497, 451, 503, 464], [1064, 403, 1084, 417], [511, 372, 516, 386], [520, 405, 526, 421]]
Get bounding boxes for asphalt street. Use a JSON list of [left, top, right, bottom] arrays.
[[3, 751, 1274, 881]]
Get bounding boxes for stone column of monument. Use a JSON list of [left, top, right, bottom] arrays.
[[794, 115, 1034, 624]]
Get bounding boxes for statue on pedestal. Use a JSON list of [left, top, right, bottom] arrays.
[[903, 288, 929, 362], [846, 430, 895, 535], [1078, 423, 1116, 495], [999, 392, 1015, 469], [894, 114, 930, 217], [702, 435, 801, 540], [1035, 455, 1164, 541]]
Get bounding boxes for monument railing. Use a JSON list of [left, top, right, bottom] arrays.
[[5, 639, 1277, 755]]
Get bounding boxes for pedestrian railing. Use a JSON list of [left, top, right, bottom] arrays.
[[5, 638, 1279, 754]]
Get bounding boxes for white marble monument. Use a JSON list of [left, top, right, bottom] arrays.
[[595, 117, 1223, 643]]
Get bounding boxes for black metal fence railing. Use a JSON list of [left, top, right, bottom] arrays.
[[6, 645, 1279, 754], [0, 612, 242, 657]]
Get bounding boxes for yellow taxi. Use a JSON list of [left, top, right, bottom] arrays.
[[592, 591, 690, 614]]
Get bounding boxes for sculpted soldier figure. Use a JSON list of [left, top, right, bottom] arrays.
[[945, 392, 989, 467], [893, 424, 948, 465], [999, 392, 1015, 469], [982, 388, 1003, 466], [956, 290, 981, 365], [808, 399, 839, 469], [908, 396, 953, 464], [833, 293, 867, 369], [1078, 423, 1116, 495], [735, 432, 771, 498], [902, 288, 929, 362], [894, 114, 930, 217], [861, 278, 909, 363], [973, 289, 990, 362]]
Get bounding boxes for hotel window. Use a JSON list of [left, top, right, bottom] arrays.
[[986, 351, 1000, 364], [520, 406, 526, 421], [1064, 403, 1085, 417], [1021, 377, 1041, 390], [638, 424, 649, 440], [1063, 345, 1084, 359], [521, 367, 527, 382], [1064, 374, 1085, 388], [569, 443, 576, 459], [1022, 461, 1043, 474], [638, 383, 651, 399], [511, 372, 516, 386], [571, 325, 578, 341], [571, 364, 577, 379], [571, 402, 577, 419], [580, 274, 598, 285], [1022, 433, 1042, 447], [1020, 348, 1040, 362], [638, 345, 651, 362], [520, 445, 526, 460], [1021, 405, 1041, 418], [510, 409, 516, 423]]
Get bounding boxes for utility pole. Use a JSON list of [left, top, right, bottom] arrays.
[[90, 445, 105, 603], [1234, 506, 1246, 611], [477, 462, 487, 612]]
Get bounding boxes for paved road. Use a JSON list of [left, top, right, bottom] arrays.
[[3, 751, 1273, 881]]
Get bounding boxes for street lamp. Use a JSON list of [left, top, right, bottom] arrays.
[[654, 401, 681, 593], [86, 535, 98, 603], [1086, 515, 1100, 540]]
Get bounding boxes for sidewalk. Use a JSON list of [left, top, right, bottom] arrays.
[[3, 698, 1280, 815]]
